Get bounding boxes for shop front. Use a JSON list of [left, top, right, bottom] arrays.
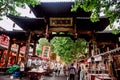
[[88, 47, 120, 80]]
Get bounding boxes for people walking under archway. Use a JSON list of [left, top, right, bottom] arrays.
[[69, 63, 76, 80], [80, 65, 86, 80], [78, 66, 81, 80]]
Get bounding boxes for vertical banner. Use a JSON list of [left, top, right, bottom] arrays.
[[42, 45, 51, 59], [50, 53, 56, 61]]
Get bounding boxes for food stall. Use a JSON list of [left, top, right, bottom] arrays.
[[27, 67, 46, 80]]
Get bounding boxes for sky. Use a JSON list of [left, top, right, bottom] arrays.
[[0, 5, 35, 31]]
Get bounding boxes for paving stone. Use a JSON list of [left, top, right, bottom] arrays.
[[0, 74, 67, 80]]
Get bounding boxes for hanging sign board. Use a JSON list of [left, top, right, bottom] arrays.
[[42, 45, 51, 59], [49, 17, 73, 27]]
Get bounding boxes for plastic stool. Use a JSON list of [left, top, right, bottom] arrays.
[[13, 71, 19, 78]]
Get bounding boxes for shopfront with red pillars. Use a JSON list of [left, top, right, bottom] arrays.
[[0, 34, 24, 67]]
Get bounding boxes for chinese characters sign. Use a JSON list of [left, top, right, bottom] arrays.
[[42, 46, 51, 58], [50, 17, 73, 27]]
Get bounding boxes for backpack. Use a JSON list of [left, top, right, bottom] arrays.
[[70, 67, 75, 74]]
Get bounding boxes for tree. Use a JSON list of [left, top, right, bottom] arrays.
[[36, 38, 50, 55], [71, 0, 120, 33], [36, 37, 87, 63], [50, 37, 87, 63], [0, 0, 39, 19]]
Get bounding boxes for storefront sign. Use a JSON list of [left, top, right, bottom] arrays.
[[0, 35, 9, 46]]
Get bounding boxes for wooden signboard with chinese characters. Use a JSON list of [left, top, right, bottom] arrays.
[[42, 45, 51, 59], [49, 17, 74, 32], [50, 17, 73, 27]]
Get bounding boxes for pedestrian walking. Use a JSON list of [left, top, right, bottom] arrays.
[[63, 65, 67, 76], [80, 65, 86, 80], [69, 63, 76, 80], [54, 65, 58, 76], [78, 66, 81, 80], [19, 60, 25, 80], [57, 64, 62, 76]]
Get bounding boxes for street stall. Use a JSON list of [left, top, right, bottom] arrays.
[[87, 47, 120, 80], [87, 54, 110, 80], [27, 66, 46, 80], [88, 74, 111, 80], [88, 60, 112, 80]]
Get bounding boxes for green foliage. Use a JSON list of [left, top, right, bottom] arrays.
[[0, 0, 39, 18], [36, 37, 87, 63], [112, 29, 120, 35], [72, 0, 120, 26], [50, 37, 87, 63], [36, 38, 50, 55]]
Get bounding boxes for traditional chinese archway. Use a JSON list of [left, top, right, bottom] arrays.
[[5, 2, 111, 67]]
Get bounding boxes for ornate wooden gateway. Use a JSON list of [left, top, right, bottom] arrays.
[[0, 2, 110, 67]]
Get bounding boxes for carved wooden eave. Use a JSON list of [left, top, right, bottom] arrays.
[[97, 41, 115, 45], [49, 28, 74, 33], [96, 30, 119, 42], [0, 30, 39, 46], [29, 2, 91, 18], [77, 30, 92, 35], [32, 30, 45, 35], [97, 41, 116, 48], [95, 30, 119, 49], [7, 15, 46, 33], [0, 30, 28, 41]]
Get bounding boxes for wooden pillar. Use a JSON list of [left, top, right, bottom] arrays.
[[108, 53, 113, 77], [91, 31, 97, 56], [87, 42, 91, 58], [74, 23, 77, 39], [4, 40, 12, 67], [32, 41, 37, 56], [92, 41, 97, 73], [45, 25, 49, 38], [91, 32, 97, 74], [15, 43, 21, 64], [91, 41, 98, 56], [93, 41, 97, 55], [0, 50, 4, 62], [107, 47, 110, 51], [25, 32, 32, 62], [116, 43, 118, 48]]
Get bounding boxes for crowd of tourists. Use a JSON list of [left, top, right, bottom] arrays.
[[18, 56, 64, 79], [7, 55, 89, 80], [63, 62, 88, 80]]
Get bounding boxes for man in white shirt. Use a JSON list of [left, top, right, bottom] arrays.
[[26, 56, 32, 71], [27, 57, 32, 67], [19, 60, 25, 79]]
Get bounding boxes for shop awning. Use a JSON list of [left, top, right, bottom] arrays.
[[0, 44, 7, 50], [94, 56, 102, 61], [87, 56, 102, 62], [87, 47, 120, 62]]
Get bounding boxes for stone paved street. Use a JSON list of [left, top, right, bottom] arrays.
[[0, 75, 67, 80], [0, 69, 80, 80], [0, 71, 68, 80]]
